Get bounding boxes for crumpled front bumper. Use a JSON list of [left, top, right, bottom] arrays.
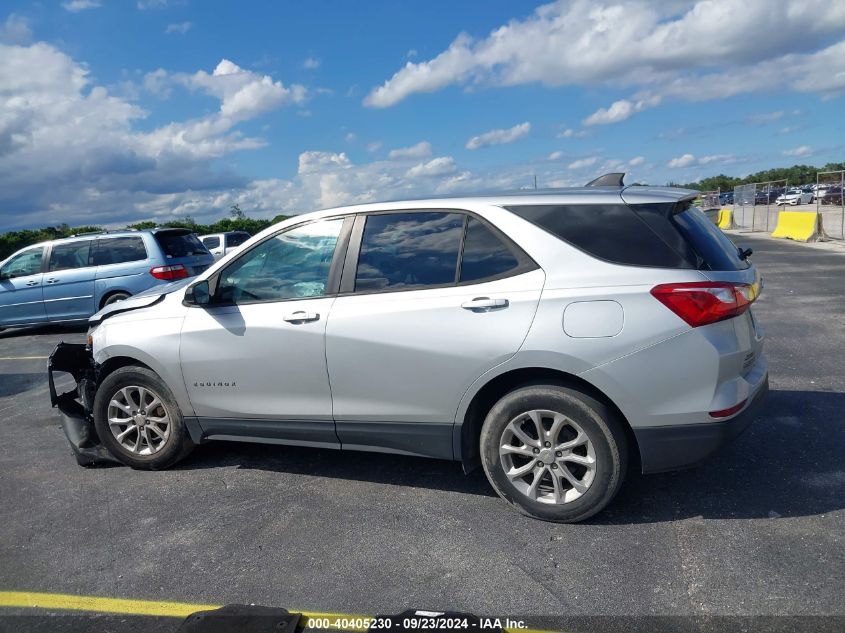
[[48, 342, 120, 466]]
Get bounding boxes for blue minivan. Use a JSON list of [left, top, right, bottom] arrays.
[[0, 228, 214, 330]]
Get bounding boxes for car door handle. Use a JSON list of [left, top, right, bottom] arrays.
[[26, 280, 40, 287], [46, 278, 60, 284], [283, 311, 320, 323], [461, 297, 509, 311]]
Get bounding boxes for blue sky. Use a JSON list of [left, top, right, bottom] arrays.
[[1, 0, 844, 230]]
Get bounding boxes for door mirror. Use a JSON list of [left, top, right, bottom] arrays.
[[185, 279, 211, 306]]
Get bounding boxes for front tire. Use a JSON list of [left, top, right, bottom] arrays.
[[93, 365, 194, 469], [480, 385, 627, 523]]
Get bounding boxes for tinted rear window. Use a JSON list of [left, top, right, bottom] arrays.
[[460, 217, 520, 282], [154, 231, 209, 258], [202, 236, 220, 249], [507, 204, 692, 268], [672, 205, 749, 271], [226, 233, 250, 247], [355, 212, 464, 291], [93, 236, 148, 265]]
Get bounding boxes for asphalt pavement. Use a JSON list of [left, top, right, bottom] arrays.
[[0, 234, 843, 627]]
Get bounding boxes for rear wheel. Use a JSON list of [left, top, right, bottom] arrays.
[[93, 366, 194, 469], [480, 385, 627, 523], [101, 291, 130, 308]]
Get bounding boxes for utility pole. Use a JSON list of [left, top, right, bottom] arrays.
[[533, 175, 538, 190]]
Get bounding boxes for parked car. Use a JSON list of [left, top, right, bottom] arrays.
[[0, 228, 214, 331], [199, 231, 251, 260], [776, 189, 813, 205], [49, 175, 767, 523], [820, 186, 843, 205], [719, 192, 734, 205]]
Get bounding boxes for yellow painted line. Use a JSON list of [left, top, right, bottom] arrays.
[[0, 591, 559, 633], [0, 356, 48, 360]]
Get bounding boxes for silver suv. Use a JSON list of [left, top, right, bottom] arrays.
[[49, 174, 768, 522]]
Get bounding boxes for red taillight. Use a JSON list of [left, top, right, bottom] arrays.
[[150, 264, 188, 281], [709, 399, 748, 418], [650, 281, 754, 327]]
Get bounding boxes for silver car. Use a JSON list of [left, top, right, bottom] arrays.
[[49, 174, 768, 522]]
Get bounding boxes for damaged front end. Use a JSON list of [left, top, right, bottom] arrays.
[[48, 342, 120, 466]]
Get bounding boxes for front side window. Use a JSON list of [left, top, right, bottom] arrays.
[[92, 237, 148, 265], [1, 246, 44, 278], [216, 219, 343, 304], [355, 212, 464, 291], [459, 217, 520, 283], [48, 240, 92, 272]]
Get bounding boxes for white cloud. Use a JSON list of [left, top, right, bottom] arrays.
[[387, 141, 432, 160], [303, 57, 320, 70], [782, 145, 812, 157], [364, 0, 845, 114], [406, 157, 458, 178], [366, 141, 383, 152], [568, 156, 598, 170], [344, 132, 357, 143], [558, 127, 587, 138], [698, 153, 736, 165], [465, 122, 530, 150], [748, 111, 783, 124], [0, 14, 32, 44], [62, 0, 101, 11], [137, 0, 169, 8], [628, 156, 645, 166], [548, 151, 564, 160], [0, 40, 312, 229], [583, 96, 661, 126], [165, 22, 192, 35], [174, 59, 307, 121], [668, 153, 696, 168]]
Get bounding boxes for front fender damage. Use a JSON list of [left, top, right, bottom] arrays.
[[48, 342, 120, 466]]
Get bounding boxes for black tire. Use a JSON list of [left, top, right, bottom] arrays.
[[101, 291, 130, 308], [480, 384, 627, 523], [93, 365, 194, 469]]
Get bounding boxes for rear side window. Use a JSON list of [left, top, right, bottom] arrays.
[[154, 231, 209, 258], [226, 233, 250, 248], [202, 236, 220, 249], [355, 212, 464, 291], [672, 205, 749, 271], [93, 237, 148, 265], [459, 217, 521, 283], [48, 240, 92, 271], [507, 204, 691, 268]]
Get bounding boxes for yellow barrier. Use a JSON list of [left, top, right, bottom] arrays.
[[771, 211, 824, 242], [716, 209, 736, 229]]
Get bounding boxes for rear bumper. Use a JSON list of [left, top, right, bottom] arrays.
[[633, 374, 769, 473], [48, 342, 120, 466]]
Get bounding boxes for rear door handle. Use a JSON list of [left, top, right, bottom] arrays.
[[46, 278, 60, 284], [461, 297, 509, 311], [283, 311, 320, 323]]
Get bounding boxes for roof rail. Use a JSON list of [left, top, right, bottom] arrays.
[[585, 172, 625, 187], [68, 228, 138, 237]]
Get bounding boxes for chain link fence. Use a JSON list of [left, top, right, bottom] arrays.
[[733, 183, 756, 231], [816, 170, 844, 240], [699, 189, 720, 210]]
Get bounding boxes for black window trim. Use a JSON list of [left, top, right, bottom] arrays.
[[199, 214, 355, 308], [338, 208, 538, 297]]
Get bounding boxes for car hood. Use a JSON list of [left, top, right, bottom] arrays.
[[89, 277, 192, 326]]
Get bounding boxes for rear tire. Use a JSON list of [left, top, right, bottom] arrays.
[[101, 291, 130, 308], [93, 365, 194, 469], [480, 384, 627, 523]]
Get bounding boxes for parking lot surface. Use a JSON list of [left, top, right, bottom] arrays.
[[0, 234, 843, 623]]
